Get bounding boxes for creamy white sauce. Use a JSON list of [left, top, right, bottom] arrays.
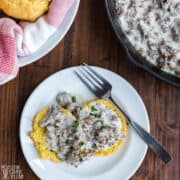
[[40, 92, 125, 167], [78, 102, 123, 150], [115, 0, 180, 76]]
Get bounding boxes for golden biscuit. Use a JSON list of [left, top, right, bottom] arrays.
[[84, 99, 127, 156], [0, 0, 51, 21], [30, 99, 127, 163]]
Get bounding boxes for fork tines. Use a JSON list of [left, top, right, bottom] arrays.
[[75, 63, 112, 97]]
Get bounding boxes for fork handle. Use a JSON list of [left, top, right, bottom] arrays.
[[109, 97, 172, 164]]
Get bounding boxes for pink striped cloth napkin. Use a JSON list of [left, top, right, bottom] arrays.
[[0, 0, 75, 85]]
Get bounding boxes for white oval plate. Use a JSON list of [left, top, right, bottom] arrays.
[[20, 66, 150, 180], [18, 0, 80, 67]]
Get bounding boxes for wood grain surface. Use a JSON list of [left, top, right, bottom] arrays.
[[0, 0, 179, 179]]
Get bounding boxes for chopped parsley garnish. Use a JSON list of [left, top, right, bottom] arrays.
[[79, 141, 84, 147], [101, 125, 109, 129], [73, 120, 79, 128], [92, 143, 97, 149], [91, 106, 97, 112], [96, 120, 104, 125], [90, 113, 101, 118], [65, 140, 69, 145], [72, 96, 76, 103], [54, 124, 60, 128]]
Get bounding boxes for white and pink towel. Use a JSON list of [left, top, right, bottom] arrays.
[[0, 0, 75, 85]]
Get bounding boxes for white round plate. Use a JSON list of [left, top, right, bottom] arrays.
[[18, 0, 80, 67], [20, 66, 150, 180]]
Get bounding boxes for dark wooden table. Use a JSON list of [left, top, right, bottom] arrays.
[[0, 0, 179, 179]]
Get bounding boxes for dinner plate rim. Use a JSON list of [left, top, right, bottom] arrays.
[[18, 0, 80, 67], [19, 66, 150, 180]]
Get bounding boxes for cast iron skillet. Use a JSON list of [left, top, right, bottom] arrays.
[[104, 0, 180, 87]]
